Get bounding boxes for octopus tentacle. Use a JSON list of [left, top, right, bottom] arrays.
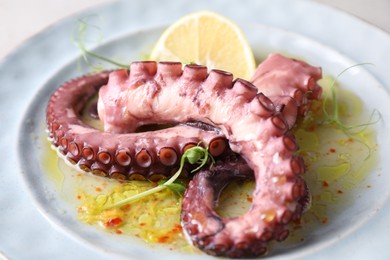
[[181, 154, 311, 258], [250, 53, 322, 117], [46, 71, 229, 181], [178, 55, 321, 257]]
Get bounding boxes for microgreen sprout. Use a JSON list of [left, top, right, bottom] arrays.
[[72, 17, 130, 69], [321, 63, 381, 159], [102, 144, 214, 210], [322, 63, 381, 133]]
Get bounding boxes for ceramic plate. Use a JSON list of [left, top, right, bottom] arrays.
[[2, 0, 390, 259]]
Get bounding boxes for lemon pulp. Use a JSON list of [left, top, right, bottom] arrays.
[[150, 11, 256, 80]]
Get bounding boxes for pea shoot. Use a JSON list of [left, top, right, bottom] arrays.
[[322, 63, 380, 134], [321, 63, 381, 159], [72, 17, 130, 70], [102, 144, 214, 210]]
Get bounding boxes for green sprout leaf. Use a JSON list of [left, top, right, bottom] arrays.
[[186, 148, 204, 164], [322, 63, 381, 133], [160, 180, 187, 197], [72, 17, 130, 70], [102, 144, 214, 210], [321, 63, 381, 159]]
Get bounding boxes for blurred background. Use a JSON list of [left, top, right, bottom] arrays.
[[0, 0, 389, 60]]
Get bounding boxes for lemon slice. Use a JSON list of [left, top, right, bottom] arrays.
[[150, 11, 256, 80]]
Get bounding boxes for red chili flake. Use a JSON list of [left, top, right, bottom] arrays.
[[321, 217, 329, 224], [175, 224, 182, 229], [105, 217, 123, 228], [322, 181, 329, 188], [115, 230, 123, 235], [337, 189, 344, 194], [121, 204, 131, 211], [329, 148, 336, 153], [168, 224, 183, 234], [77, 195, 82, 200], [139, 222, 146, 227], [157, 235, 170, 243], [246, 196, 253, 203], [95, 187, 102, 192]]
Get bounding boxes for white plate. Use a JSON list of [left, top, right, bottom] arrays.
[[2, 0, 390, 259]]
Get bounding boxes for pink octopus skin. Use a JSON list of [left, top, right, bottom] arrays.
[[46, 54, 320, 182], [46, 71, 229, 181], [251, 53, 322, 122], [46, 53, 321, 257], [96, 54, 322, 257], [181, 54, 321, 258], [181, 156, 310, 258]]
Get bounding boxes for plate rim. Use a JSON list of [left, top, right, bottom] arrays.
[[3, 0, 390, 259]]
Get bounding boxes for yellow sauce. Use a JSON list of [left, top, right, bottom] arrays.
[[41, 142, 192, 252], [41, 77, 379, 252]]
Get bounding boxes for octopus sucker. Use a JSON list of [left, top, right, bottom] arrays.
[[115, 149, 132, 166], [158, 147, 179, 166], [46, 53, 322, 257]]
